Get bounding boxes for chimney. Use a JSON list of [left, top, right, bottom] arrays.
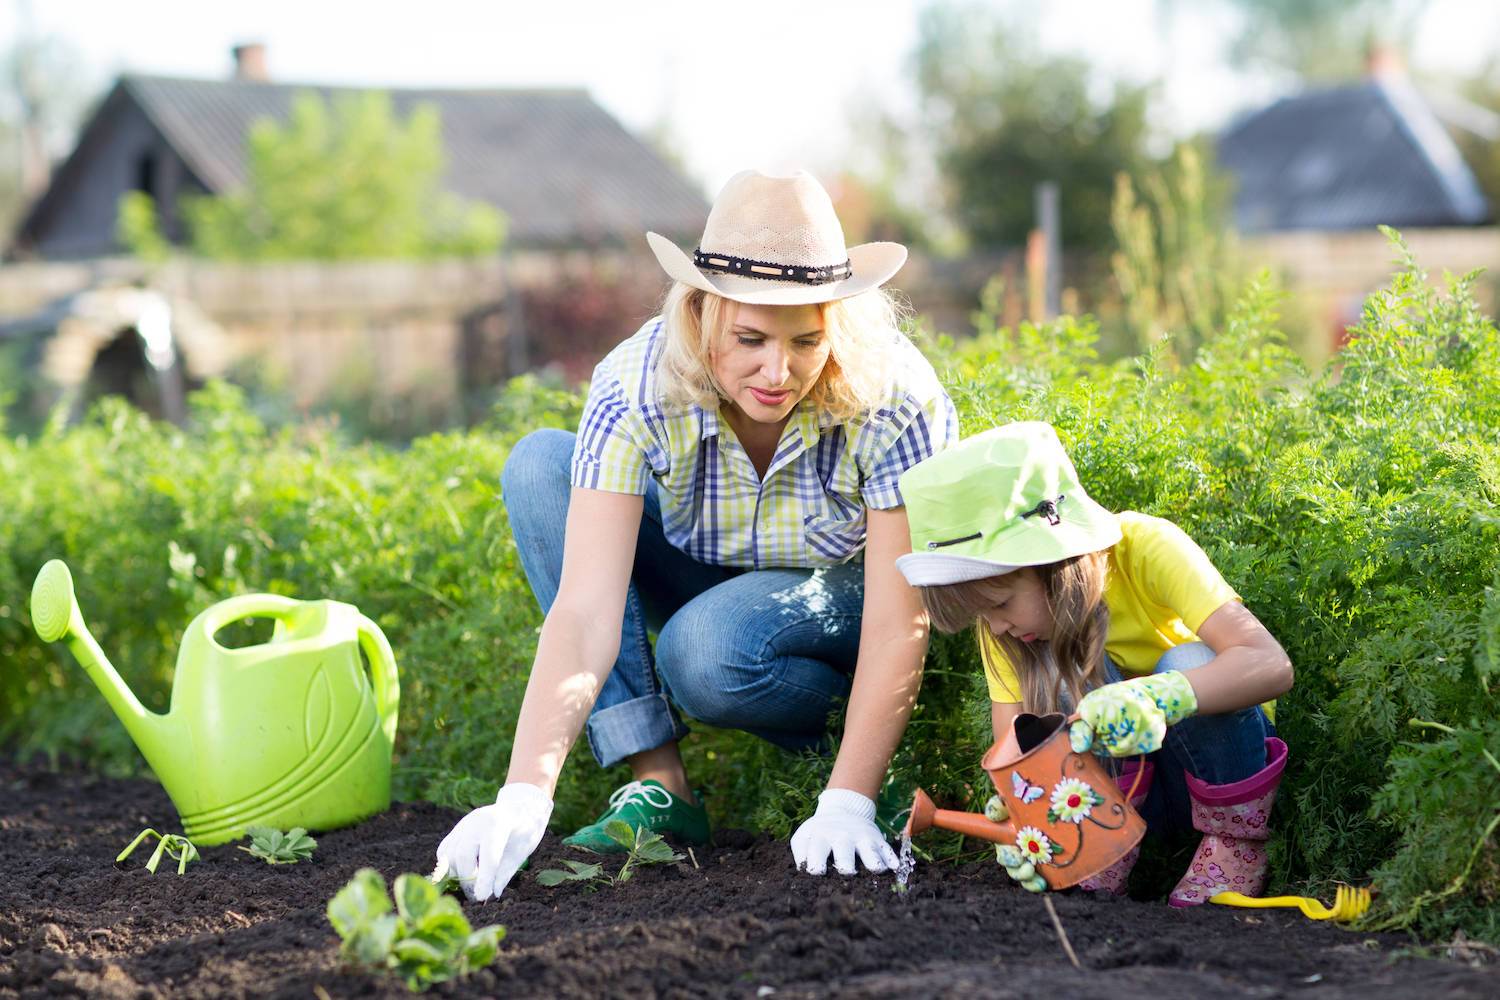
[[232, 43, 268, 82]]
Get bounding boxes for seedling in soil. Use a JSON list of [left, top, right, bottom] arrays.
[[117, 828, 200, 874], [536, 820, 684, 890], [238, 825, 317, 864], [328, 867, 504, 992]]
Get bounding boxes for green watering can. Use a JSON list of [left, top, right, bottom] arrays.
[[30, 559, 399, 846]]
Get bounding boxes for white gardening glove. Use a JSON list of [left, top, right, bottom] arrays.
[[433, 782, 552, 902], [790, 788, 899, 876]]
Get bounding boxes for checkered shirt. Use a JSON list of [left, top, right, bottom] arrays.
[[571, 317, 959, 569]]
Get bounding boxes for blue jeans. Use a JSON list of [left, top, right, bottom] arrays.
[[501, 428, 865, 768], [1099, 643, 1277, 835]]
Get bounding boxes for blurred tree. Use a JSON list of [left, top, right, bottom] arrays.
[[0, 117, 19, 236], [0, 14, 93, 240], [908, 2, 1156, 250], [1111, 140, 1259, 356], [1205, 0, 1429, 80], [120, 91, 505, 261]]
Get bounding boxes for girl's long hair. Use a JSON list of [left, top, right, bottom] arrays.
[[918, 551, 1111, 713]]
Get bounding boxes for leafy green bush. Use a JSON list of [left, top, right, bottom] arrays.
[[4, 231, 1498, 943]]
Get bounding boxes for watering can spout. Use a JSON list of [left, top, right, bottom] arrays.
[[904, 787, 1014, 845], [30, 560, 174, 763]]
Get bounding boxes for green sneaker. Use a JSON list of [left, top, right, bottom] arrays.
[[562, 779, 711, 854]]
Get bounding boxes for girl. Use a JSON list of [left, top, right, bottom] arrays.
[[434, 170, 959, 900], [893, 421, 1293, 905]]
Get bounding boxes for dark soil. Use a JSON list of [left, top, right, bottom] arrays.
[[3, 757, 1497, 999]]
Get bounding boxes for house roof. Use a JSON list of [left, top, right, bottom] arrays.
[[1217, 74, 1490, 233], [28, 74, 710, 250]]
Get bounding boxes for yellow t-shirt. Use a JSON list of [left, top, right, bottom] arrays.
[[984, 511, 1241, 703]]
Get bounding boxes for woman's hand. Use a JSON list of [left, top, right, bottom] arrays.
[[433, 783, 553, 901], [790, 788, 898, 875]]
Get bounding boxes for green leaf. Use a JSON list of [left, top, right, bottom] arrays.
[[464, 924, 505, 966], [392, 872, 442, 924], [347, 914, 399, 967], [391, 937, 448, 963], [602, 819, 636, 848], [633, 839, 682, 864], [410, 907, 470, 948], [327, 868, 393, 937], [536, 859, 603, 886]]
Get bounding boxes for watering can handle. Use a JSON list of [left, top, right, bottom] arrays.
[[355, 614, 400, 745], [202, 593, 307, 637]]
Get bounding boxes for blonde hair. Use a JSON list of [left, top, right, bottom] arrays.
[[918, 551, 1112, 713], [654, 282, 904, 423]]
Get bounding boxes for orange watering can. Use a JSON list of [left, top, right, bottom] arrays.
[[905, 712, 1145, 890]]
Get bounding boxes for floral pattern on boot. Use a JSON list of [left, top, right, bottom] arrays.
[[1076, 845, 1139, 895], [1168, 796, 1273, 906]]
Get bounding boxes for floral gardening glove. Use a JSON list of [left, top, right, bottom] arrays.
[[1069, 671, 1198, 758]]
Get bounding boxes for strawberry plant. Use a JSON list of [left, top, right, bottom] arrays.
[[327, 867, 504, 992], [238, 825, 317, 864], [536, 820, 684, 890], [117, 828, 200, 874]]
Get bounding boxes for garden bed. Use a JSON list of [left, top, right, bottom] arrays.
[[2, 756, 1496, 999]]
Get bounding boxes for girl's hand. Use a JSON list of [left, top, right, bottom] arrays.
[[1069, 671, 1198, 757]]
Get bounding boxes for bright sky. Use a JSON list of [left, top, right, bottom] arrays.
[[7, 0, 1500, 198]]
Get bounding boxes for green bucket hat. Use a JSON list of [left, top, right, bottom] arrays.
[[894, 421, 1122, 587]]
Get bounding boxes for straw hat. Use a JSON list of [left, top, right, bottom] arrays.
[[646, 169, 908, 306], [895, 422, 1123, 587]]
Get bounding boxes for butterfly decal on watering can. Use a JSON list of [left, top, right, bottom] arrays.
[[906, 713, 1145, 890], [1011, 772, 1044, 804]]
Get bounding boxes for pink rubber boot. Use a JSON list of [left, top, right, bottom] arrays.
[[1076, 760, 1154, 895], [1168, 737, 1288, 907]]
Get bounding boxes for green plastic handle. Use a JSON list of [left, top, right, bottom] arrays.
[[201, 593, 306, 639], [356, 614, 400, 745]]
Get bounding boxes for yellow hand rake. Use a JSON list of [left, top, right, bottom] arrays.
[[1210, 885, 1372, 922]]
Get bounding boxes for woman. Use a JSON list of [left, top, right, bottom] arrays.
[[434, 169, 960, 900]]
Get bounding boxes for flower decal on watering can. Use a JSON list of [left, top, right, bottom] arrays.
[[1046, 777, 1105, 825], [1015, 826, 1054, 865]]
